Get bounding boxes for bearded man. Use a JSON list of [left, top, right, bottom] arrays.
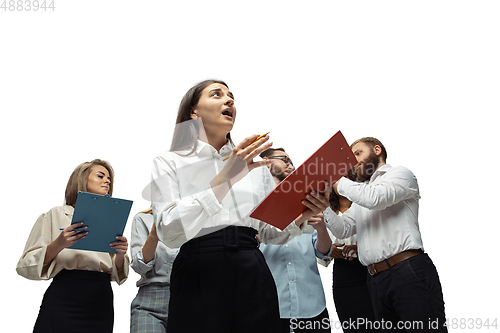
[[327, 137, 447, 332]]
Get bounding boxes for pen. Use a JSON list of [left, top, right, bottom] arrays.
[[60, 228, 87, 232], [222, 132, 270, 161]]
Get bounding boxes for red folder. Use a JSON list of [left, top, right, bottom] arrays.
[[250, 131, 356, 230]]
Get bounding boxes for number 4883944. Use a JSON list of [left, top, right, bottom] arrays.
[[1, 0, 55, 11]]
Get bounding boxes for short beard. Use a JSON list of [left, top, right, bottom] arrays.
[[271, 168, 287, 182], [269, 164, 287, 182], [357, 151, 380, 182]]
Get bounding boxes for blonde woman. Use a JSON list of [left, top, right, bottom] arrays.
[[16, 159, 129, 333], [130, 207, 179, 333]]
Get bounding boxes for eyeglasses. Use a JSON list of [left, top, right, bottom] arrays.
[[268, 155, 294, 167]]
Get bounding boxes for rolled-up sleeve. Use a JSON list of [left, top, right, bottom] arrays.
[[312, 231, 333, 260], [130, 214, 156, 276]]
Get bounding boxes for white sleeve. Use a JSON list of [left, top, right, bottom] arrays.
[[324, 206, 357, 240], [130, 214, 156, 276], [337, 167, 419, 211], [151, 155, 223, 248]]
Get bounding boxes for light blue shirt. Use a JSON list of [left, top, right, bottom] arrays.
[[260, 230, 331, 319], [130, 213, 179, 287]]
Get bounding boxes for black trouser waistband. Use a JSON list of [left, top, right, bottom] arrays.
[[181, 226, 259, 254]]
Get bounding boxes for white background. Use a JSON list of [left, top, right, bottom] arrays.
[[1, 1, 499, 331]]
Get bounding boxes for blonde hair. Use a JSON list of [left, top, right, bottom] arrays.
[[137, 207, 153, 215], [65, 159, 114, 207]]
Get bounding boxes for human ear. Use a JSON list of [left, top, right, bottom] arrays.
[[190, 109, 198, 119], [373, 145, 382, 156]]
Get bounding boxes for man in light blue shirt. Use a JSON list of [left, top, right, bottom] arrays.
[[260, 148, 333, 333]]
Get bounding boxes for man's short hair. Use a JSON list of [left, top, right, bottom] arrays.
[[350, 137, 387, 161], [260, 147, 286, 159]]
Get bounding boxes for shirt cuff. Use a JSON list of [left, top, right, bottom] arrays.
[[114, 254, 129, 285], [133, 251, 155, 274], [315, 241, 333, 260], [198, 189, 223, 216], [317, 257, 333, 267], [284, 220, 304, 237]]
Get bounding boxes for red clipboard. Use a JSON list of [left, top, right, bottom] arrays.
[[250, 130, 356, 230]]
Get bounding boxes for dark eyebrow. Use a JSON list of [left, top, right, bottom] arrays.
[[210, 88, 234, 99], [209, 88, 223, 94]]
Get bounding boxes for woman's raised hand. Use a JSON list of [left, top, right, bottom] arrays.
[[226, 134, 272, 177], [212, 134, 273, 192]]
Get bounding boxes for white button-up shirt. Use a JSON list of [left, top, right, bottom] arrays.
[[151, 140, 304, 248], [325, 164, 424, 266]]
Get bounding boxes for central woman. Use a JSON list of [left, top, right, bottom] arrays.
[[150, 80, 330, 333]]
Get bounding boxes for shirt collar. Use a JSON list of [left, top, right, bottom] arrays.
[[196, 140, 233, 160], [370, 164, 392, 182], [63, 205, 74, 217]]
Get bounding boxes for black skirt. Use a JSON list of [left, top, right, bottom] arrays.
[[34, 269, 113, 333]]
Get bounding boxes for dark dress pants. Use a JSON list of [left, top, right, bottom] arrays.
[[367, 253, 447, 332]]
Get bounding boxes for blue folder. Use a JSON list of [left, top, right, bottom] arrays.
[[68, 191, 133, 253]]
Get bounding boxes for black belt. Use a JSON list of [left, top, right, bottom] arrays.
[[182, 226, 259, 254]]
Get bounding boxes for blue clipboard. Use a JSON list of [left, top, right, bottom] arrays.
[[68, 191, 133, 253]]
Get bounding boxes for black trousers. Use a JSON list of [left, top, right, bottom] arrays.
[[333, 258, 379, 332], [166, 226, 281, 333], [34, 269, 113, 333], [367, 253, 447, 332]]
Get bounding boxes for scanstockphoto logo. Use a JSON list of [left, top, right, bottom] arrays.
[[290, 317, 441, 331]]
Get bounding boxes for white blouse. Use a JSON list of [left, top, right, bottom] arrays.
[[150, 140, 304, 248]]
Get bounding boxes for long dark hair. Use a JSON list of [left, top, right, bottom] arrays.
[[329, 168, 357, 213], [170, 79, 233, 154]]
